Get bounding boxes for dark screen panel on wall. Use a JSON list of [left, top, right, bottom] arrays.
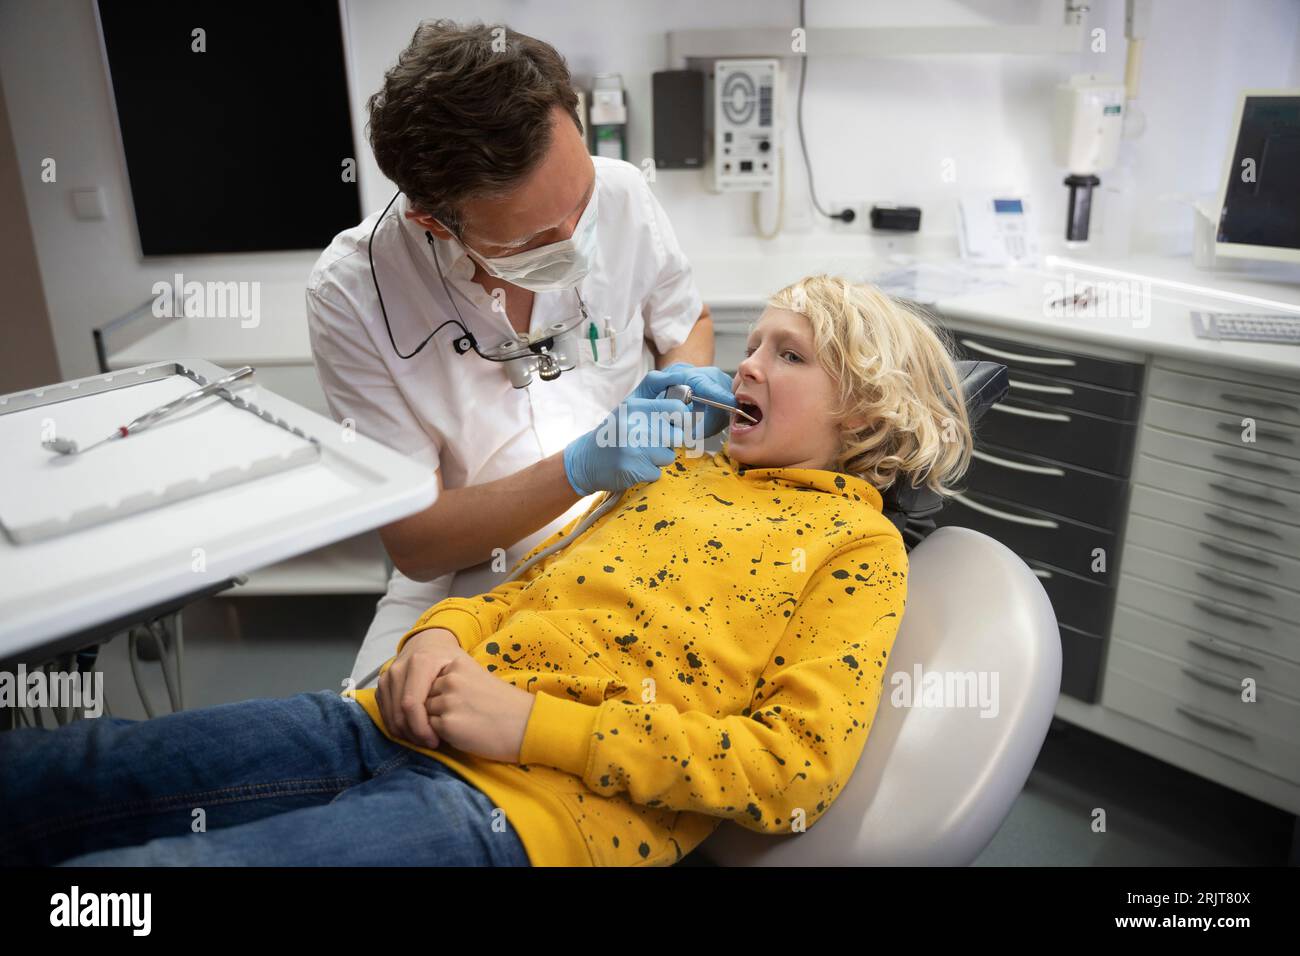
[[97, 0, 360, 256]]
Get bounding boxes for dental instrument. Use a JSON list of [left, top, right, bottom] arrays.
[[662, 384, 759, 423], [41, 365, 255, 455]]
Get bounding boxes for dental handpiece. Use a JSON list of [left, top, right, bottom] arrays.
[[662, 384, 758, 424]]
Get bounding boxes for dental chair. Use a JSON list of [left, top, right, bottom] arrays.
[[695, 360, 1063, 866]]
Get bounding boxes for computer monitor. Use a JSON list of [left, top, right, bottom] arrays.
[[1214, 89, 1300, 264]]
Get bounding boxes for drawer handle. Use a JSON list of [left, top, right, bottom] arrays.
[[952, 493, 1060, 528], [960, 339, 1077, 367], [971, 448, 1066, 476], [1193, 569, 1273, 601], [1215, 421, 1294, 445], [1203, 511, 1283, 540], [1181, 667, 1247, 694], [1174, 705, 1255, 740], [1197, 540, 1279, 570], [1210, 452, 1297, 479], [991, 403, 1072, 423], [1186, 637, 1260, 668], [1207, 482, 1285, 510], [1008, 378, 1075, 396], [1219, 392, 1299, 414], [1192, 600, 1270, 630]]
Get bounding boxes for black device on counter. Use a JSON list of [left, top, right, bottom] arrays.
[[870, 204, 922, 232], [651, 70, 706, 169]]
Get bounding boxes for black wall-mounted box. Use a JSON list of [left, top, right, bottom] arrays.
[[652, 70, 706, 169]]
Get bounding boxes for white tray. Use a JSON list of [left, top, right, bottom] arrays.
[[0, 362, 320, 544], [0, 359, 438, 660]]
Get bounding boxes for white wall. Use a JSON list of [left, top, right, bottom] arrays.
[[2, 0, 1297, 379]]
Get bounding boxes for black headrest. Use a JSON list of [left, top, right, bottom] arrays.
[[880, 359, 1009, 533]]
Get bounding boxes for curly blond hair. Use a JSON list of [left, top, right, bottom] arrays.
[[765, 274, 974, 497]]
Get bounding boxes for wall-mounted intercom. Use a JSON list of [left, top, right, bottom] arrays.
[[712, 59, 779, 192]]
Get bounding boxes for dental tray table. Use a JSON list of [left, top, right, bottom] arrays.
[[0, 359, 437, 662]]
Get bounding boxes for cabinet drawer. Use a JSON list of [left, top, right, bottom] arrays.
[[1107, 639, 1300, 740], [1125, 513, 1300, 595], [1129, 485, 1300, 567], [932, 490, 1118, 584], [1157, 354, 1300, 398], [1004, 367, 1141, 419], [952, 330, 1144, 391], [1145, 397, 1300, 464], [1122, 543, 1300, 641], [977, 399, 1138, 476], [1102, 639, 1300, 780], [1148, 364, 1300, 430], [1138, 426, 1299, 494], [1102, 663, 1300, 785], [1133, 453, 1300, 528], [1112, 603, 1300, 700], [1115, 573, 1300, 666], [965, 442, 1129, 530], [1025, 556, 1115, 636]]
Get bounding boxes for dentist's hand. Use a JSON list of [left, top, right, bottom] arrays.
[[632, 363, 736, 438], [563, 395, 691, 496]]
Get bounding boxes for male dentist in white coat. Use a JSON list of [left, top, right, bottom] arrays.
[[307, 20, 735, 702]]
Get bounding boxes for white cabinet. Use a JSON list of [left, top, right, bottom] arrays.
[[1107, 355, 1300, 790]]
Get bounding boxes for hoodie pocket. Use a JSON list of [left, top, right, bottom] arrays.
[[507, 670, 626, 707], [472, 615, 628, 707]]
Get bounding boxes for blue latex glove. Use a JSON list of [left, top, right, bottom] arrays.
[[630, 362, 737, 438], [563, 395, 692, 496]]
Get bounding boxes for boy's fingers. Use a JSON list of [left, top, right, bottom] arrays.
[[377, 670, 406, 741], [399, 658, 440, 747]]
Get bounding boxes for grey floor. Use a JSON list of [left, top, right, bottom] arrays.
[[26, 594, 1297, 866]]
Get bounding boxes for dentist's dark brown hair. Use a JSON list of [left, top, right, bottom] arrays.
[[366, 19, 582, 234]]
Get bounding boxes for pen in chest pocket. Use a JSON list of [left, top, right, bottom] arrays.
[[587, 319, 618, 362]]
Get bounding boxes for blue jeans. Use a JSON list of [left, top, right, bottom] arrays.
[[0, 690, 531, 866]]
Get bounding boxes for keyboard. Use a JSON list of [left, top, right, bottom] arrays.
[[1191, 311, 1300, 344]]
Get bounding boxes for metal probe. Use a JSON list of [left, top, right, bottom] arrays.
[[662, 384, 758, 423]]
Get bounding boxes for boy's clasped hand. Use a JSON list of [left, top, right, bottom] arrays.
[[375, 629, 537, 763]]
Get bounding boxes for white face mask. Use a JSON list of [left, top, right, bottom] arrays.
[[455, 186, 599, 293]]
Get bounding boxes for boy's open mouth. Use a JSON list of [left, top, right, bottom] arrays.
[[732, 397, 763, 433]]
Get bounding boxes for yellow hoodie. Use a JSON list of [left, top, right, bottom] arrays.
[[346, 444, 908, 866]]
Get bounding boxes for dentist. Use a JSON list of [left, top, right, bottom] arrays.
[[306, 20, 734, 691]]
